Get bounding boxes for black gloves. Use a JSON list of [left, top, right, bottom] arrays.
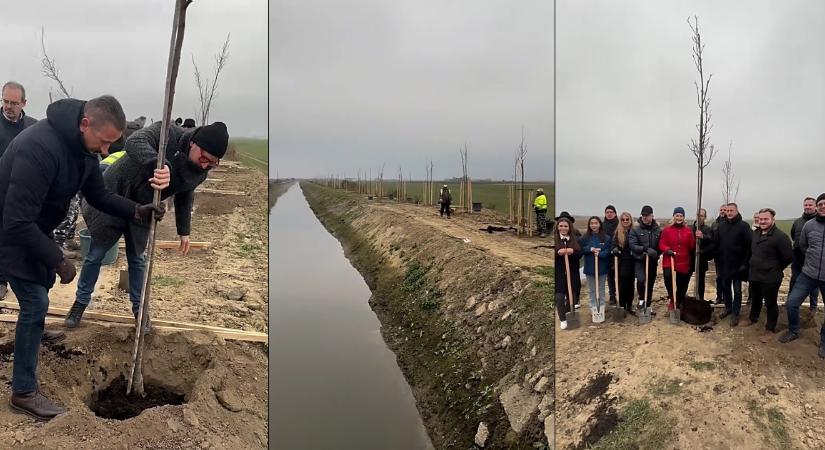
[[56, 258, 76, 284], [611, 247, 621, 256], [665, 249, 675, 256], [646, 248, 658, 258], [135, 202, 166, 222]]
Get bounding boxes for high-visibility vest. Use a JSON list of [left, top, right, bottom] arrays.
[[101, 151, 126, 166], [534, 193, 547, 211]]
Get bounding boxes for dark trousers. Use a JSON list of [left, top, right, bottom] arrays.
[[749, 280, 780, 332], [556, 274, 582, 320], [715, 266, 724, 302], [663, 268, 691, 308], [696, 265, 707, 301], [786, 273, 825, 340], [635, 259, 658, 307], [618, 274, 635, 311], [790, 254, 820, 310], [719, 276, 743, 316], [536, 210, 547, 235], [440, 201, 451, 217], [8, 276, 50, 393]]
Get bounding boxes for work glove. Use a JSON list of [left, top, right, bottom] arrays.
[[135, 202, 167, 222], [611, 247, 621, 256], [56, 258, 76, 284], [665, 249, 675, 256], [646, 248, 658, 258]]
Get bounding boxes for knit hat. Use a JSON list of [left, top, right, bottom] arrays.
[[536, 188, 544, 193], [641, 205, 653, 215], [817, 193, 825, 204], [673, 207, 685, 216], [555, 211, 575, 223], [605, 205, 617, 214], [191, 122, 229, 158], [182, 118, 196, 128], [175, 117, 183, 125]]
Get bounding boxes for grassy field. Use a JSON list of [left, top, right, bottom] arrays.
[[380, 181, 554, 215], [229, 138, 267, 172]]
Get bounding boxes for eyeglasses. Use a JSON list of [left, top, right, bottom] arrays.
[[2, 99, 22, 107], [198, 148, 220, 168]]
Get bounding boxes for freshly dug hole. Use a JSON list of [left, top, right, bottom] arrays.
[[89, 374, 185, 420]]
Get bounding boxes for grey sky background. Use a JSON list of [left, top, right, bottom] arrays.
[[271, 0, 554, 181], [557, 0, 825, 220], [5, 0, 267, 138]]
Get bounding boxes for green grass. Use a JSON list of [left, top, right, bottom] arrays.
[[152, 275, 185, 288], [591, 399, 677, 450], [746, 399, 793, 449], [647, 377, 686, 397], [230, 138, 267, 172], [689, 360, 716, 371], [392, 181, 554, 215]]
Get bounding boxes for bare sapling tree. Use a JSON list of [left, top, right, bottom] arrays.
[[193, 33, 230, 126], [518, 127, 527, 233], [688, 16, 719, 298], [39, 27, 72, 102], [721, 140, 739, 204]]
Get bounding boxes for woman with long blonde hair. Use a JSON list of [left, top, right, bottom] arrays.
[[610, 212, 636, 314]]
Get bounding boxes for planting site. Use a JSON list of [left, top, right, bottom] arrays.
[[0, 151, 268, 449], [555, 220, 825, 450], [299, 181, 553, 448]]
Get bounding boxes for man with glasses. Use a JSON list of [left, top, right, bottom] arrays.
[[0, 82, 38, 299], [780, 194, 825, 358], [65, 121, 227, 329]]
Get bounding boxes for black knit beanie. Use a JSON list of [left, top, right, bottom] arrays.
[[191, 122, 229, 158], [182, 118, 196, 128], [605, 205, 617, 214], [817, 193, 825, 204]]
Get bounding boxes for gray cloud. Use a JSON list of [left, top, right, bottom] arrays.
[[271, 0, 554, 181], [5, 0, 267, 138], [556, 0, 825, 219]]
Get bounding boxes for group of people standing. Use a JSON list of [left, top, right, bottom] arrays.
[[0, 80, 229, 420], [553, 196, 825, 359]]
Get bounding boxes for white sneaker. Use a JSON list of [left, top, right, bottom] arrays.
[[560, 320, 568, 330], [574, 304, 581, 310]]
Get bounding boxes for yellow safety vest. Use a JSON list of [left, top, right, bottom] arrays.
[[534, 194, 547, 211], [101, 151, 126, 166]]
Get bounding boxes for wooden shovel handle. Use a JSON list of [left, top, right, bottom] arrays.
[[614, 255, 620, 296], [670, 254, 677, 305], [564, 253, 574, 310], [594, 253, 600, 302]]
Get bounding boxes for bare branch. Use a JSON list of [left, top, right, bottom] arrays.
[[39, 27, 72, 99], [193, 33, 231, 126]]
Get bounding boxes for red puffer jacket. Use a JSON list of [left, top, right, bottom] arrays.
[[659, 223, 696, 274]]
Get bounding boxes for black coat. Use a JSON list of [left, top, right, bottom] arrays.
[[748, 225, 793, 284], [611, 229, 636, 277], [713, 213, 752, 280], [554, 236, 581, 294], [0, 110, 38, 156], [690, 222, 715, 271], [628, 218, 661, 261], [0, 99, 136, 287]]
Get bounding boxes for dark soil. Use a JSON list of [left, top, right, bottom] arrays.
[[89, 374, 185, 420]]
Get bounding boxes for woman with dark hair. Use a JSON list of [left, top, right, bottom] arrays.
[[580, 216, 611, 322], [611, 212, 637, 315], [555, 217, 582, 330]]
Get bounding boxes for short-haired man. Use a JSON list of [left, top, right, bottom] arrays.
[[0, 81, 39, 299], [780, 194, 825, 358], [603, 205, 619, 304], [0, 96, 169, 420], [745, 208, 793, 343], [790, 197, 820, 312], [629, 205, 661, 314], [713, 203, 752, 326]]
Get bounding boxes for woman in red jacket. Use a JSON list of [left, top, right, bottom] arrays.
[[659, 207, 696, 310]]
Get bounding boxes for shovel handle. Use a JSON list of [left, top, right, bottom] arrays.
[[564, 253, 574, 310], [594, 255, 599, 303], [614, 255, 620, 300], [670, 254, 678, 306], [644, 254, 649, 312]]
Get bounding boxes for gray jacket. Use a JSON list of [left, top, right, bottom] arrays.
[[800, 218, 825, 281], [82, 121, 209, 255]]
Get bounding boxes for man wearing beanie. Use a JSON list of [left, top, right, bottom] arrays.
[[65, 120, 228, 329], [603, 205, 619, 305], [781, 194, 825, 357], [629, 205, 661, 313], [659, 207, 696, 312], [713, 203, 752, 326]]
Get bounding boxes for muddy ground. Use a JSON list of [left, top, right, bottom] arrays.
[[0, 162, 268, 448], [302, 182, 553, 449], [555, 263, 825, 450]]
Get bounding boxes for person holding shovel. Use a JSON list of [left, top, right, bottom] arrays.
[[0, 96, 168, 420], [659, 207, 696, 314], [611, 212, 637, 315], [713, 202, 752, 327], [745, 208, 793, 342], [580, 216, 611, 323], [629, 205, 661, 314], [65, 120, 227, 330], [554, 217, 581, 330], [603, 205, 620, 305]]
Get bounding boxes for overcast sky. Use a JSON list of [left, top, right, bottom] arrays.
[[271, 0, 554, 181], [5, 0, 267, 138], [556, 0, 825, 219]]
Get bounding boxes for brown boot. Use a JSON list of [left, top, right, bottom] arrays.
[[10, 390, 66, 421], [760, 330, 774, 344]]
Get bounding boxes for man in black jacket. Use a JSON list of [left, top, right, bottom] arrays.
[[629, 205, 661, 313], [0, 81, 39, 299], [692, 208, 715, 302], [0, 96, 168, 421], [603, 205, 619, 305], [790, 197, 819, 311], [713, 203, 752, 326], [710, 204, 726, 304], [744, 208, 793, 342]]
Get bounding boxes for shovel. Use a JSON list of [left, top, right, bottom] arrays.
[[639, 254, 652, 324], [668, 255, 681, 325], [610, 255, 626, 321], [592, 255, 605, 323], [564, 252, 580, 329]]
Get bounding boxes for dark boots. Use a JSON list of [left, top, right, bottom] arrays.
[[64, 301, 87, 328], [10, 390, 65, 421]]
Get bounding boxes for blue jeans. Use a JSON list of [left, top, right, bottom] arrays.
[[75, 234, 146, 316], [786, 272, 825, 338], [586, 274, 607, 311], [791, 254, 819, 310], [8, 276, 50, 393], [719, 276, 743, 316]]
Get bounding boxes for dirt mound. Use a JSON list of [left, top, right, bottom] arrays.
[[0, 323, 267, 448]]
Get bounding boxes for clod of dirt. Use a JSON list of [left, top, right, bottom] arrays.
[[215, 389, 244, 412], [45, 342, 84, 360], [221, 288, 247, 301], [568, 370, 614, 405], [0, 339, 13, 362], [89, 374, 185, 420], [578, 398, 619, 449]]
